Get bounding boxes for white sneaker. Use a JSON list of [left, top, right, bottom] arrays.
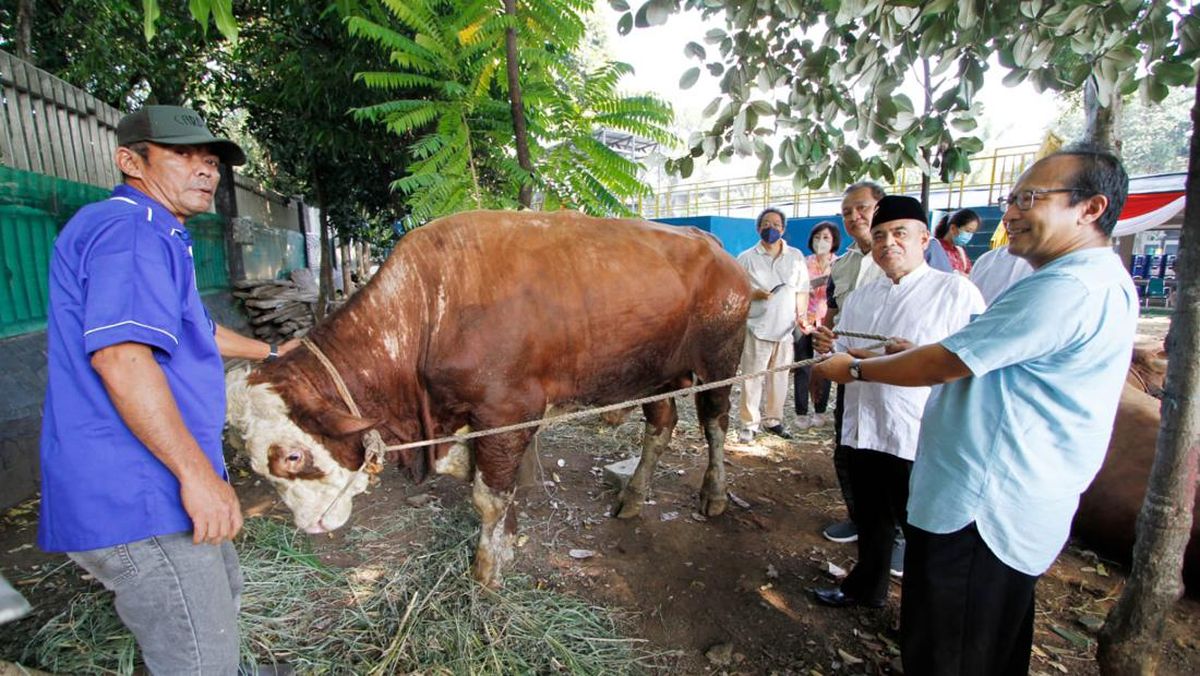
[[794, 414, 814, 430], [811, 413, 827, 427], [0, 574, 32, 625]]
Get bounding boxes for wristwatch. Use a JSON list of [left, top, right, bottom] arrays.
[[848, 358, 866, 381], [265, 342, 279, 362]]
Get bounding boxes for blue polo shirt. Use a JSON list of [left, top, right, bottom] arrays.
[[909, 247, 1137, 575], [38, 185, 227, 553]]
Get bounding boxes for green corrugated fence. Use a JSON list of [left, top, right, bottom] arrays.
[[0, 165, 231, 338], [188, 212, 231, 294]]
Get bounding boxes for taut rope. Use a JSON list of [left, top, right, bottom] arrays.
[[300, 330, 890, 523]]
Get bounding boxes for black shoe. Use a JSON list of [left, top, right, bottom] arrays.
[[822, 519, 859, 543], [890, 536, 906, 578], [763, 424, 793, 440], [812, 587, 885, 608]]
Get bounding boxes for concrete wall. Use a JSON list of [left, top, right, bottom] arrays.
[[0, 293, 249, 512], [0, 330, 49, 511], [233, 174, 300, 232]]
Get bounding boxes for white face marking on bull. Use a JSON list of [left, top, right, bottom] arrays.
[[225, 368, 370, 533]]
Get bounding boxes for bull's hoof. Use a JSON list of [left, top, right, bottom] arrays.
[[613, 490, 645, 519], [699, 492, 727, 517], [471, 559, 503, 590]]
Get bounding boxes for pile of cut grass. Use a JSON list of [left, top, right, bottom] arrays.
[[15, 507, 666, 674]]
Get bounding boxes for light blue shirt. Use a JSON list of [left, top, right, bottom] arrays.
[[909, 247, 1137, 576]]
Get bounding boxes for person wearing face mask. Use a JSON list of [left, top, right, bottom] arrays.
[[933, 208, 981, 275], [734, 207, 810, 443], [793, 221, 840, 430]]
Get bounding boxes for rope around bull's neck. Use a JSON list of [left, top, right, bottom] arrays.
[[300, 331, 890, 457]]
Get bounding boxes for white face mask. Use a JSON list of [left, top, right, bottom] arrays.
[[812, 239, 833, 255]]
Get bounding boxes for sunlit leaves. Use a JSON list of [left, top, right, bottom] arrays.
[[619, 0, 1195, 192], [353, 0, 676, 222]]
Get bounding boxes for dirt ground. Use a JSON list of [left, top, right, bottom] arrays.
[[1, 314, 1195, 674]]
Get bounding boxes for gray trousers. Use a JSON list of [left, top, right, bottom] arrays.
[[69, 532, 242, 675]]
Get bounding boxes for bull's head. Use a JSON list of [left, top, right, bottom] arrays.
[[225, 367, 376, 533]]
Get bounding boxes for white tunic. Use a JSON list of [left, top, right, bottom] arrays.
[[736, 242, 809, 342], [834, 263, 985, 460], [970, 246, 1034, 306]]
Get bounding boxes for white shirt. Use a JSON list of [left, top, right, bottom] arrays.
[[737, 242, 809, 342], [834, 264, 985, 460], [855, 250, 885, 289], [970, 246, 1034, 306], [828, 244, 885, 319]]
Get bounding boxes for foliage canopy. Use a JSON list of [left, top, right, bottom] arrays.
[[350, 0, 677, 223], [614, 0, 1200, 190]]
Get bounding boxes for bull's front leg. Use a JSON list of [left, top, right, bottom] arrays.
[[469, 425, 535, 588], [614, 399, 678, 519], [471, 471, 516, 588]]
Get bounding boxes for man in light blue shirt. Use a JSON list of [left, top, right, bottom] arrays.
[[814, 145, 1135, 675]]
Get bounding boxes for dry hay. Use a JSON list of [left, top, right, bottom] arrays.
[[9, 508, 668, 675]]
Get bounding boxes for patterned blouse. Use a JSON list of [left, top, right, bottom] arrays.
[[939, 238, 972, 274]]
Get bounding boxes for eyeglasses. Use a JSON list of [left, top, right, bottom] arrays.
[[996, 188, 1089, 211]]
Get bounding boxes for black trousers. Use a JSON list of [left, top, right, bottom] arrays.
[[902, 523, 1038, 676], [831, 385, 857, 522], [839, 447, 911, 604], [793, 333, 831, 415]]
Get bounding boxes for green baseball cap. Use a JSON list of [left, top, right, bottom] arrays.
[[117, 105, 246, 166]]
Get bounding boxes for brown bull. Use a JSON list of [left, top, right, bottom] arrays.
[[1073, 345, 1200, 593], [225, 210, 751, 586]]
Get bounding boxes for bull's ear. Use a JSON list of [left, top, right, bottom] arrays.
[[316, 409, 379, 437]]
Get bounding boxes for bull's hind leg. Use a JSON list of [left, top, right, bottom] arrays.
[[471, 430, 534, 588], [614, 398, 678, 519], [696, 384, 732, 516]]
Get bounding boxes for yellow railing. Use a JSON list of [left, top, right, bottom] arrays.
[[637, 144, 1040, 219]]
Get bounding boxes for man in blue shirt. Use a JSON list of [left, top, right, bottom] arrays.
[[814, 145, 1135, 675], [39, 106, 294, 674]]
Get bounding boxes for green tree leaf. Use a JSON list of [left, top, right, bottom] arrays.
[[680, 67, 701, 89]]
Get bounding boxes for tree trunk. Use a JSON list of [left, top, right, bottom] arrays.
[[1096, 75, 1200, 676], [340, 239, 354, 297], [359, 241, 371, 279], [919, 150, 931, 212], [1084, 76, 1123, 154], [315, 180, 334, 321], [15, 0, 33, 61], [918, 57, 932, 211], [503, 0, 534, 208]]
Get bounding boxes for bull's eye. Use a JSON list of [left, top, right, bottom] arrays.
[[267, 444, 326, 480]]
